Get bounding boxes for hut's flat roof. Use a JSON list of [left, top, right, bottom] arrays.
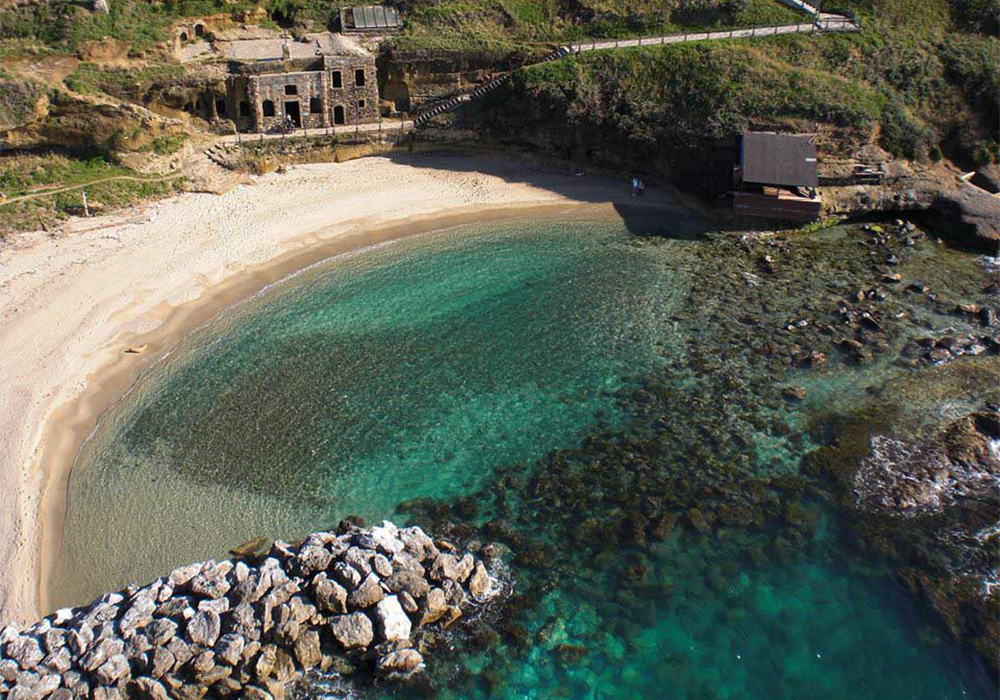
[[741, 131, 818, 188]]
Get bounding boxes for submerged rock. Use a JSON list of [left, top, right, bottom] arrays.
[[377, 649, 424, 678]]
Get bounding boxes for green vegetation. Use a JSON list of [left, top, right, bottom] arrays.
[[470, 40, 883, 163], [467, 0, 999, 171], [1, 0, 256, 53], [2, 0, 174, 52], [146, 133, 188, 156], [65, 62, 185, 99], [0, 153, 182, 237], [0, 0, 803, 55], [391, 0, 802, 51], [0, 154, 138, 197], [0, 76, 46, 131], [0, 0, 359, 52]]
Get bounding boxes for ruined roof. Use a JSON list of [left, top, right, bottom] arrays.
[[740, 131, 818, 188], [351, 5, 401, 30], [217, 32, 367, 61]]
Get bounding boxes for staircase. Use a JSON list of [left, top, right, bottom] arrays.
[[409, 2, 854, 130], [775, 0, 820, 16], [185, 148, 251, 194], [413, 46, 572, 128], [203, 143, 234, 168]]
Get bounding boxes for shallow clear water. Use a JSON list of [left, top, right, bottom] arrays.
[[379, 506, 995, 700], [53, 216, 998, 699], [55, 217, 688, 606]]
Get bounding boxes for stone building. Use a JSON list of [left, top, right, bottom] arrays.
[[225, 53, 379, 133]]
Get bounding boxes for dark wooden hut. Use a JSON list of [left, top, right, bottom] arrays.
[[733, 131, 822, 221]]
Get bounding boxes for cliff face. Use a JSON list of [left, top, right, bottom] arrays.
[[1, 82, 185, 154], [379, 47, 539, 113], [0, 77, 48, 132], [456, 42, 883, 189]]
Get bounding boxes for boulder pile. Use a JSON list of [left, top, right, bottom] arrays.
[[0, 520, 495, 699]]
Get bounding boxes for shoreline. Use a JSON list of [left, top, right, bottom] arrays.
[[0, 154, 701, 623]]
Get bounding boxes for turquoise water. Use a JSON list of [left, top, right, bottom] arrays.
[[378, 498, 995, 700], [55, 217, 688, 606], [53, 216, 998, 699]]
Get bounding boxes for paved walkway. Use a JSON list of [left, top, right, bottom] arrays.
[[216, 119, 414, 146], [414, 16, 858, 126], [566, 18, 856, 54]]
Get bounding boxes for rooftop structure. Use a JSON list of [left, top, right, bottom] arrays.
[[216, 32, 367, 62], [739, 131, 819, 188], [733, 131, 821, 221], [340, 5, 402, 32]]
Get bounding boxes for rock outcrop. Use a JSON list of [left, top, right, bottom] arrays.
[[823, 175, 1000, 254], [0, 76, 48, 133], [854, 408, 1000, 514], [0, 521, 497, 699]]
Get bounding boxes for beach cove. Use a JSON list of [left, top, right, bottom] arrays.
[[0, 153, 996, 699], [0, 154, 689, 626]]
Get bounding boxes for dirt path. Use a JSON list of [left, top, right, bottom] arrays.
[[0, 172, 186, 208]]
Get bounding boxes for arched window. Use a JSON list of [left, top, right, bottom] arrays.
[[195, 24, 205, 37], [180, 32, 188, 42], [239, 101, 250, 117], [333, 105, 345, 125], [215, 99, 227, 116], [262, 100, 275, 117]]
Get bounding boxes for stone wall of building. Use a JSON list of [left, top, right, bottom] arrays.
[[226, 55, 380, 133], [0, 521, 497, 700]]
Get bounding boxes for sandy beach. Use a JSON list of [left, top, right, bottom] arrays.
[[0, 153, 699, 624]]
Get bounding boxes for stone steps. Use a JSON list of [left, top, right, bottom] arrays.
[[413, 46, 571, 128]]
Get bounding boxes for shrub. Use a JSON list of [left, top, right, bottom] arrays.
[[879, 97, 934, 159], [950, 0, 1000, 34]]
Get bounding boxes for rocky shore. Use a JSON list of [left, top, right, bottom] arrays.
[[0, 520, 497, 699]]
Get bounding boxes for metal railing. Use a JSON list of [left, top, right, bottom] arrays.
[[567, 18, 857, 54]]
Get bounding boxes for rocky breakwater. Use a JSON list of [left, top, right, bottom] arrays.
[[0, 521, 496, 699]]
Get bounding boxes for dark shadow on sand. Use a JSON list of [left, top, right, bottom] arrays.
[[383, 150, 713, 240]]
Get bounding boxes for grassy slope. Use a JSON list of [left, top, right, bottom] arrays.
[[392, 0, 803, 51], [0, 0, 259, 53], [0, 154, 183, 237], [465, 0, 999, 173], [63, 62, 186, 99], [0, 0, 802, 54]]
